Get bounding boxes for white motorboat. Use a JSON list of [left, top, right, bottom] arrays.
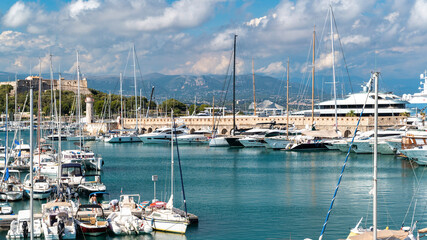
[[400, 145, 427, 165], [264, 136, 291, 149], [325, 139, 353, 152], [238, 136, 266, 147], [33, 154, 58, 176], [23, 174, 52, 200], [60, 163, 84, 188], [62, 149, 103, 171], [7, 210, 43, 239], [108, 207, 152, 235], [139, 125, 189, 144], [208, 136, 230, 147], [0, 201, 12, 214], [104, 129, 142, 143], [12, 142, 31, 159], [352, 130, 403, 154], [41, 201, 76, 239], [0, 170, 24, 201], [176, 134, 208, 144], [77, 175, 106, 194]]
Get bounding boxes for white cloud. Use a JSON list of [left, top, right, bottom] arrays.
[[385, 11, 399, 23], [2, 1, 32, 28], [341, 35, 370, 45], [126, 0, 222, 31], [256, 62, 285, 74], [408, 0, 427, 29], [245, 16, 268, 27], [69, 0, 100, 19], [315, 51, 341, 71]]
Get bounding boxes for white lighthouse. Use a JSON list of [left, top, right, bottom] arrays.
[[85, 96, 94, 123]]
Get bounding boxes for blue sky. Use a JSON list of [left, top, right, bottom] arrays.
[[0, 0, 427, 94]]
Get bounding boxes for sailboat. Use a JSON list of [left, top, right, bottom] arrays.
[[209, 34, 244, 147], [345, 73, 417, 239], [144, 112, 190, 234], [105, 45, 142, 143]]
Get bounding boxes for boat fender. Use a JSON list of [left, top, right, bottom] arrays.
[[22, 221, 28, 238]]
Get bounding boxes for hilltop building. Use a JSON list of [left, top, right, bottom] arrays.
[[0, 76, 91, 95]]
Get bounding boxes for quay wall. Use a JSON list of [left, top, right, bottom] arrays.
[[117, 115, 408, 137]]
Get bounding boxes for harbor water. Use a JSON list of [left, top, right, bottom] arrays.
[[0, 132, 425, 239]]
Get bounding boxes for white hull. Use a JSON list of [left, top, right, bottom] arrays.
[[239, 138, 265, 148], [0, 191, 23, 201], [385, 139, 402, 153], [105, 136, 142, 143], [352, 141, 372, 154], [24, 189, 51, 200], [264, 137, 290, 149], [176, 135, 208, 144], [209, 137, 229, 147], [42, 222, 76, 240], [139, 136, 171, 144], [145, 218, 187, 234], [400, 147, 427, 165], [377, 141, 396, 155], [66, 136, 96, 141]]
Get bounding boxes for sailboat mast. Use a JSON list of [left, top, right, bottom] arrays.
[[232, 34, 237, 135], [170, 110, 174, 209], [373, 72, 379, 239], [29, 78, 34, 240], [252, 58, 256, 116], [14, 73, 17, 121], [37, 58, 42, 166], [76, 51, 82, 149], [212, 96, 215, 131], [330, 5, 338, 131], [312, 26, 315, 126], [120, 73, 123, 129], [287, 58, 290, 138], [133, 45, 138, 132], [57, 73, 62, 190]]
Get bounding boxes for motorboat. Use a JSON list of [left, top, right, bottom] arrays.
[[23, 174, 52, 200], [0, 170, 24, 201], [325, 139, 353, 152], [61, 149, 103, 171], [264, 136, 291, 150], [60, 163, 84, 189], [74, 204, 108, 236], [33, 154, 58, 176], [400, 145, 427, 165], [77, 175, 106, 194], [352, 130, 403, 154], [176, 134, 208, 144], [12, 142, 31, 159], [119, 194, 143, 215], [89, 192, 110, 210], [0, 199, 12, 214], [208, 136, 230, 147], [107, 207, 152, 235], [66, 135, 96, 141], [41, 201, 77, 239], [104, 130, 142, 143], [7, 210, 43, 239], [138, 125, 189, 144]]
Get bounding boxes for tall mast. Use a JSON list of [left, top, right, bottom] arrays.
[[232, 34, 237, 135], [252, 58, 256, 116], [312, 25, 315, 126], [170, 110, 174, 209], [76, 50, 81, 149], [330, 5, 338, 131], [287, 58, 290, 138], [14, 73, 17, 121], [212, 96, 215, 132], [373, 72, 379, 240], [57, 73, 62, 192], [37, 58, 42, 167], [29, 76, 34, 240], [120, 73, 123, 129], [49, 53, 54, 129], [133, 45, 138, 132]]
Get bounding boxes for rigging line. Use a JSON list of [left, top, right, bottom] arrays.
[[134, 49, 149, 98], [379, 188, 399, 229], [319, 74, 374, 240], [401, 160, 427, 227], [331, 8, 354, 96], [296, 39, 313, 112]]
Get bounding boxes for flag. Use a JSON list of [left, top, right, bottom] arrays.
[[18, 150, 21, 157], [14, 140, 19, 145], [4, 168, 9, 181]]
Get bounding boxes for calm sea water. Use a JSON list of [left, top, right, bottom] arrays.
[[0, 130, 425, 240]]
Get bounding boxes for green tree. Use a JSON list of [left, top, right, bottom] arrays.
[[346, 110, 356, 117]]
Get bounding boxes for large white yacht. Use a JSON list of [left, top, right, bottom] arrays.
[[402, 71, 427, 104], [138, 125, 189, 144], [294, 82, 409, 117]]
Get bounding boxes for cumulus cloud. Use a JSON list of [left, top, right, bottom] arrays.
[[126, 0, 223, 31], [256, 62, 285, 74], [69, 0, 100, 19], [408, 0, 427, 29], [2, 1, 32, 27], [385, 11, 399, 23], [245, 16, 268, 27], [315, 51, 341, 71]]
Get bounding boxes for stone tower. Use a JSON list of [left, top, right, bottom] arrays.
[[85, 96, 94, 123]]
